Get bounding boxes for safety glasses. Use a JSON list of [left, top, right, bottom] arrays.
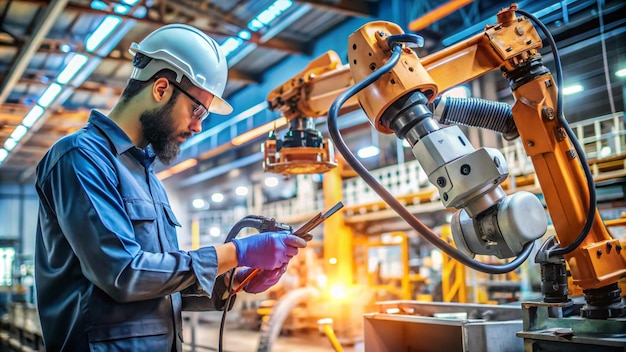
[[168, 80, 209, 122]]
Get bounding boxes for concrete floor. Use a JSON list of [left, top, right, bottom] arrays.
[[182, 311, 363, 352]]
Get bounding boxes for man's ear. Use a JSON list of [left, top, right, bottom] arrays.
[[152, 77, 169, 102]]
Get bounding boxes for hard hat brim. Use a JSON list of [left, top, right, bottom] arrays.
[[210, 95, 233, 115]]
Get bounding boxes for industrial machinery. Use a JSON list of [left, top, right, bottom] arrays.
[[263, 3, 625, 351]]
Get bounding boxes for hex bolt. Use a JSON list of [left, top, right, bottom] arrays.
[[460, 164, 471, 176], [527, 141, 534, 147], [616, 244, 622, 253], [515, 25, 524, 35], [542, 106, 555, 120], [436, 177, 447, 187], [596, 249, 602, 256], [606, 242, 612, 254], [442, 193, 448, 201]]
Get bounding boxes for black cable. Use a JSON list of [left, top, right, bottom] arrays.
[[516, 9, 599, 257], [218, 268, 237, 352], [217, 215, 269, 352], [327, 43, 533, 274]]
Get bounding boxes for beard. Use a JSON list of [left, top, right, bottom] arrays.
[[140, 97, 190, 165]]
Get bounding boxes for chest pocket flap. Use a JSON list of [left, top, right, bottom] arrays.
[[124, 200, 157, 221], [163, 204, 181, 227]]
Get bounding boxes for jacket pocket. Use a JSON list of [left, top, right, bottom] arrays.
[[124, 199, 158, 251], [162, 203, 181, 248]]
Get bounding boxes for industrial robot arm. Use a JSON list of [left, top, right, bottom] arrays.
[[266, 3, 626, 317]]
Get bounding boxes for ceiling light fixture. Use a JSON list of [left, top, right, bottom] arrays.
[[247, 0, 293, 32], [56, 54, 88, 84], [10, 125, 28, 141], [357, 145, 380, 159], [220, 37, 244, 57], [22, 105, 45, 128], [211, 193, 224, 203], [235, 186, 249, 196], [562, 84, 584, 95], [264, 176, 279, 187], [37, 83, 63, 108], [85, 15, 122, 52], [3, 138, 17, 151]]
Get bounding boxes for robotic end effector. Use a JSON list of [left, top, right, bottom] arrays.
[[412, 114, 548, 260], [345, 21, 547, 260]]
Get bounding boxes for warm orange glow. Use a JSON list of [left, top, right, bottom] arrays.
[[231, 116, 288, 146], [408, 0, 473, 31], [156, 158, 197, 180]]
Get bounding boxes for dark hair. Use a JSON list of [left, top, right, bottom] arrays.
[[119, 68, 195, 104]]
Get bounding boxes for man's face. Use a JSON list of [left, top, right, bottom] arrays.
[[140, 94, 193, 165]]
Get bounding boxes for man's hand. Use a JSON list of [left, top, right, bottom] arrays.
[[231, 231, 306, 270], [235, 264, 288, 294]]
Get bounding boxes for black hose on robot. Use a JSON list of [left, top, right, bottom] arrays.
[[327, 42, 534, 275]]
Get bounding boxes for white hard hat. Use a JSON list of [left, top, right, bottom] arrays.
[[129, 24, 233, 115]]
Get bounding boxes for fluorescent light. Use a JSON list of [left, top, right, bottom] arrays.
[[10, 125, 28, 141], [220, 37, 243, 57], [264, 176, 279, 187], [238, 30, 251, 40], [0, 149, 8, 163], [616, 68, 626, 78], [4, 138, 17, 151], [121, 0, 139, 6], [562, 84, 583, 95], [357, 146, 380, 159], [235, 186, 249, 196], [209, 227, 221, 237], [90, 0, 107, 10], [192, 198, 205, 209], [85, 15, 122, 53], [22, 105, 45, 128], [57, 54, 88, 84], [211, 193, 224, 203], [114, 4, 130, 14], [38, 83, 62, 108], [247, 0, 293, 32], [60, 44, 71, 53]]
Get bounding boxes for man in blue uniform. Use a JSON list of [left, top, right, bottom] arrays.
[[34, 24, 306, 351]]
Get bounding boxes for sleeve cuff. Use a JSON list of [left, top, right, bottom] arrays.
[[188, 246, 219, 295]]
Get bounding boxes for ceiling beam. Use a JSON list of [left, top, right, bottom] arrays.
[[295, 0, 373, 18], [14, 0, 306, 55]]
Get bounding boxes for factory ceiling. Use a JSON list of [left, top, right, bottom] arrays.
[[0, 0, 624, 185]]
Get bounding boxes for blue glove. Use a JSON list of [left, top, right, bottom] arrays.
[[235, 264, 288, 294], [231, 231, 306, 270]]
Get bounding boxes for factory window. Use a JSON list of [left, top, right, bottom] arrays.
[[0, 247, 15, 286]]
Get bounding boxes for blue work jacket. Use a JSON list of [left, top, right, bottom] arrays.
[[35, 110, 230, 352]]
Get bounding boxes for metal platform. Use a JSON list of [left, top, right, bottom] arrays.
[[363, 300, 524, 352]]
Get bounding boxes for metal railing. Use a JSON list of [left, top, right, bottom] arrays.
[[190, 112, 625, 243]]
